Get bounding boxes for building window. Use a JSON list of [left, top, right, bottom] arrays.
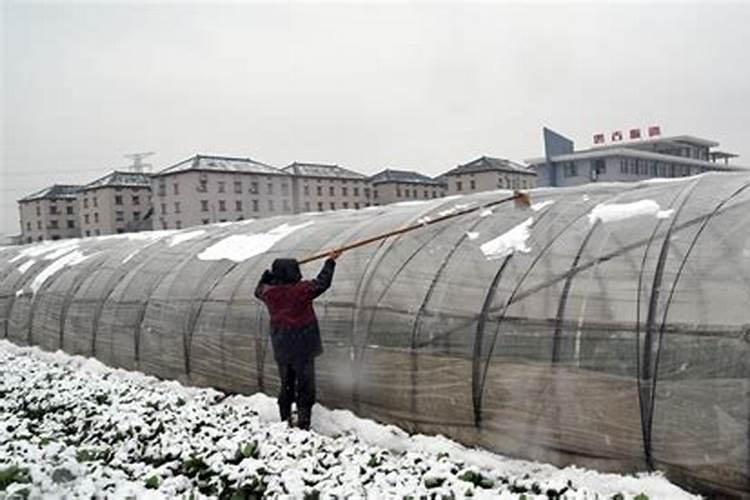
[[373, 189, 378, 199], [202, 219, 210, 225], [176, 220, 182, 229], [133, 211, 141, 220], [115, 195, 123, 205], [424, 190, 428, 198], [219, 200, 226, 212], [404, 189, 410, 198], [396, 187, 402, 197], [267, 183, 273, 195], [50, 205, 59, 214], [330, 202, 335, 210], [95, 229, 100, 236], [36, 205, 41, 216], [83, 198, 89, 209], [84, 214, 90, 224], [318, 202, 324, 211], [198, 180, 208, 192], [67, 220, 75, 228], [201, 200, 209, 212], [116, 211, 124, 222], [470, 180, 476, 190], [354, 202, 360, 209], [342, 187, 348, 196], [66, 206, 74, 215], [329, 186, 335, 196], [158, 182, 166, 196], [218, 181, 226, 193], [175, 202, 181, 214], [37, 221, 42, 230], [304, 185, 310, 196], [235, 200, 242, 211], [283, 200, 290, 212], [93, 197, 98, 208], [343, 202, 349, 209], [173, 183, 179, 195], [563, 163, 578, 177], [132, 196, 140, 205], [317, 186, 323, 196], [252, 200, 259, 212], [161, 203, 167, 214], [304, 201, 311, 211], [432, 191, 437, 198], [50, 220, 59, 229], [353, 187, 359, 196], [281, 183, 289, 196], [268, 199, 274, 211], [85, 230, 91, 237], [364, 188, 370, 198], [456, 181, 462, 191], [26, 222, 31, 231], [250, 181, 259, 194], [94, 213, 99, 223], [234, 181, 242, 194]]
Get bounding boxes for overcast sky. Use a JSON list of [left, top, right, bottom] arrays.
[[2, 1, 749, 235]]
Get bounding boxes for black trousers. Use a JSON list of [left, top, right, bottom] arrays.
[[277, 358, 316, 427]]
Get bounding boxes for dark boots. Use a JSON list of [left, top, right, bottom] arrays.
[[277, 359, 316, 430]]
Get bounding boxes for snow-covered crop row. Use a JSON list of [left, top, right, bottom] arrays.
[[0, 340, 699, 499]]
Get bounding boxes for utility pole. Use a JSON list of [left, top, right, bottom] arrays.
[[124, 152, 155, 173]]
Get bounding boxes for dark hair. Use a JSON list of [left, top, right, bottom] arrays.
[[271, 258, 302, 284]]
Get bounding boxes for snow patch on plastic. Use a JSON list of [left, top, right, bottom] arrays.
[[30, 250, 92, 294], [167, 230, 206, 247], [17, 260, 36, 274], [588, 200, 674, 225], [530, 200, 555, 212], [198, 222, 314, 262], [480, 218, 533, 260]]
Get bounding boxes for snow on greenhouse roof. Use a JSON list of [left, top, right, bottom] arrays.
[[154, 154, 286, 177], [82, 171, 151, 190], [18, 184, 82, 202], [283, 162, 367, 180]]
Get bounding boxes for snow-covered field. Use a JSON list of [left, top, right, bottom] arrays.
[[0, 340, 699, 499]]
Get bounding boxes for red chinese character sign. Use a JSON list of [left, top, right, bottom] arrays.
[[630, 128, 642, 139], [648, 125, 661, 137], [593, 133, 605, 144], [611, 131, 623, 142]]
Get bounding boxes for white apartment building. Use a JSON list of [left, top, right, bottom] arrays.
[[369, 169, 447, 206], [283, 162, 371, 212], [18, 185, 82, 243], [527, 128, 747, 187], [78, 171, 152, 237], [151, 155, 294, 229], [440, 156, 536, 195]]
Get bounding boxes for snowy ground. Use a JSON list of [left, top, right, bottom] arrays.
[[0, 340, 700, 499]]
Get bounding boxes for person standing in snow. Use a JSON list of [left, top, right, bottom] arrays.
[[254, 251, 340, 430]]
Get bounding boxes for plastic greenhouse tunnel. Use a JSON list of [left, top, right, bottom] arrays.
[[1, 172, 748, 498]]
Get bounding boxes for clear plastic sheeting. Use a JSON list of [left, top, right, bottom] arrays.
[[1, 173, 749, 498]]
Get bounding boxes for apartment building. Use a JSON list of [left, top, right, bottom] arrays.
[[527, 128, 747, 187], [369, 169, 447, 206], [151, 155, 293, 229], [440, 156, 536, 195], [284, 162, 370, 212], [18, 185, 82, 243], [78, 171, 152, 237]]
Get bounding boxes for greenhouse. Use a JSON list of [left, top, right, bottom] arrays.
[[1, 172, 748, 498]]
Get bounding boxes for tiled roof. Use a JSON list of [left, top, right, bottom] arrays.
[[154, 155, 286, 177], [19, 184, 82, 202], [442, 156, 535, 177], [283, 162, 367, 180], [369, 169, 445, 186], [82, 171, 151, 190]]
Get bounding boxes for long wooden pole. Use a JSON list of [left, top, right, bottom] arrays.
[[298, 190, 531, 264]]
